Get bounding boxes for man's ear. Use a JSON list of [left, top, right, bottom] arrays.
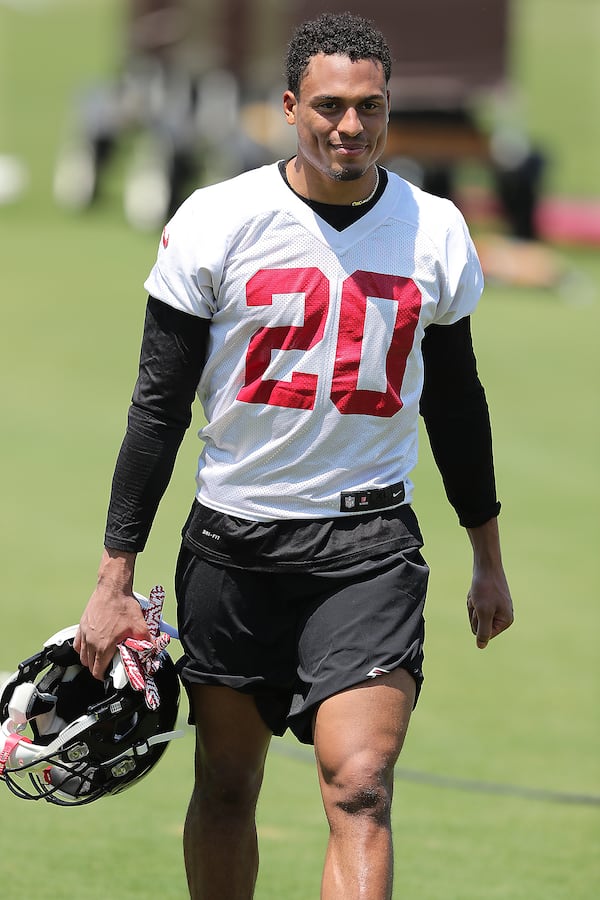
[[283, 90, 297, 125]]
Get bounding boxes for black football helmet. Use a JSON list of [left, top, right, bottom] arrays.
[[0, 625, 181, 806]]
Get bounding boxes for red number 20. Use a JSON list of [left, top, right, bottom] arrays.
[[236, 268, 421, 418]]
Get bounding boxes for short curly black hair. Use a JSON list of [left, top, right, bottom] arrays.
[[285, 11, 392, 95]]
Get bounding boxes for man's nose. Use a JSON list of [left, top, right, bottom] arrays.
[[337, 106, 363, 136]]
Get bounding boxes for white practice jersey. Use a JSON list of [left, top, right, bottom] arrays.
[[144, 163, 483, 521]]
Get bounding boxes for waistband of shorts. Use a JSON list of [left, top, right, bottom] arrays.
[[339, 480, 405, 513]]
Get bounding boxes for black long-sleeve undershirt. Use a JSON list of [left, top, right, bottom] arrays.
[[104, 297, 208, 551], [420, 318, 500, 526], [104, 296, 499, 552]]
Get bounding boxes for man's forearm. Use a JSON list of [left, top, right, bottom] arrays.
[[465, 516, 514, 648], [96, 546, 137, 592], [466, 517, 503, 569]]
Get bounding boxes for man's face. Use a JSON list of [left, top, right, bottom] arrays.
[[284, 52, 390, 187]]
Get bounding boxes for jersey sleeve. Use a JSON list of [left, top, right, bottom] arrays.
[[143, 192, 218, 319], [432, 202, 484, 326]]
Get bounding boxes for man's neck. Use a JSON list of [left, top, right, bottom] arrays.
[[278, 160, 387, 231], [285, 157, 379, 207]]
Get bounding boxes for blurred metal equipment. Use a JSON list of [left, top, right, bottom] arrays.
[[54, 1, 191, 228], [53, 1, 271, 230]]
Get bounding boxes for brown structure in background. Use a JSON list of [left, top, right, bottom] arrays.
[[286, 0, 509, 110], [242, 0, 543, 241]]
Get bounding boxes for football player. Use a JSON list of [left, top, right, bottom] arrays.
[[76, 12, 513, 899]]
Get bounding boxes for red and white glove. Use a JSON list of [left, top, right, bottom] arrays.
[[117, 586, 171, 710]]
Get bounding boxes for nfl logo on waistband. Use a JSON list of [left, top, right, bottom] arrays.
[[344, 496, 356, 510]]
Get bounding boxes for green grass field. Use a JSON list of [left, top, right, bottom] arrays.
[[1, 1, 598, 897]]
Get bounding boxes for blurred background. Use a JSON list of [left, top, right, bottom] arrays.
[[1, 2, 598, 898], [3, 1, 599, 254], [2, 0, 600, 286], [2, 1, 600, 233]]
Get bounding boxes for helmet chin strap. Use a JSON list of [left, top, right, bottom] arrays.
[[0, 730, 32, 777], [0, 711, 99, 775], [102, 728, 185, 767], [1, 708, 185, 778]]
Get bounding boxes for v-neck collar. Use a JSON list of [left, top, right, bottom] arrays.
[[274, 160, 394, 252]]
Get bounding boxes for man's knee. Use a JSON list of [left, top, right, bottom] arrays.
[[320, 748, 395, 826], [188, 685, 271, 815], [193, 743, 266, 816], [313, 671, 415, 827]]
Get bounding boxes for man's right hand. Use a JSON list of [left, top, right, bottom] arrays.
[[74, 548, 150, 680]]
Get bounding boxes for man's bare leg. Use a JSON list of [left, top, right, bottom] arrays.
[[314, 668, 416, 900], [184, 685, 272, 900]]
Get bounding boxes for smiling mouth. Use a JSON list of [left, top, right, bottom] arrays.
[[331, 143, 368, 154]]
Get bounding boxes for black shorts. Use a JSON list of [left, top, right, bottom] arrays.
[[175, 546, 429, 745]]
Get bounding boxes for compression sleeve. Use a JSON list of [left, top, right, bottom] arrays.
[[104, 296, 209, 552], [420, 317, 501, 527]]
